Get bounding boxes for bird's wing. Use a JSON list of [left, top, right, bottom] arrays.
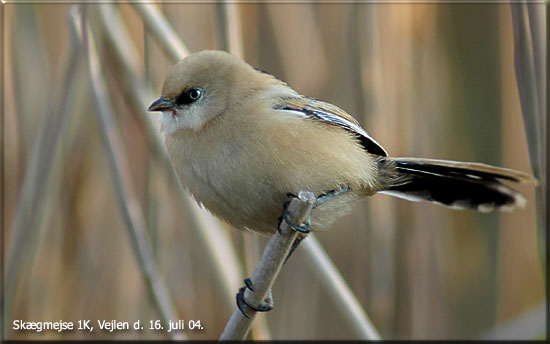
[[274, 97, 388, 156]]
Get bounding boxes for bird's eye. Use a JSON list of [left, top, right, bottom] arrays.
[[176, 88, 203, 105], [188, 88, 202, 100]]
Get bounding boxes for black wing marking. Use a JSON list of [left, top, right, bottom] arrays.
[[274, 98, 387, 156]]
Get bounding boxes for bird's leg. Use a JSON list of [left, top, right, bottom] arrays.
[[236, 193, 313, 319], [277, 187, 351, 263], [279, 186, 351, 262], [314, 186, 352, 208], [284, 234, 307, 264]]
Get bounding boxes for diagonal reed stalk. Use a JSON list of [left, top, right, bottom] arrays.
[[69, 7, 185, 340], [301, 235, 382, 339], [133, 1, 190, 62], [510, 3, 545, 180], [94, 3, 244, 311], [4, 7, 83, 328], [510, 1, 547, 269]]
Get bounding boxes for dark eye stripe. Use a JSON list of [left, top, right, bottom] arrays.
[[176, 88, 203, 105]]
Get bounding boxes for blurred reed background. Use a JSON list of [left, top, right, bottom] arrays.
[[3, 2, 546, 341]]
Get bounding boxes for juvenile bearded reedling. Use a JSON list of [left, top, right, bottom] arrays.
[[148, 50, 536, 235]]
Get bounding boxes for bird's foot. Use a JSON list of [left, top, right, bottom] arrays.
[[236, 278, 274, 319], [277, 200, 311, 234]]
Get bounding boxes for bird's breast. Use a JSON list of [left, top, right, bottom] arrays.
[[165, 130, 285, 233]]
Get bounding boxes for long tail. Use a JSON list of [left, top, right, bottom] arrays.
[[379, 157, 536, 212]]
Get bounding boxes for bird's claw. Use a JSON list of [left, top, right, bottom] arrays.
[[236, 278, 274, 319], [283, 208, 311, 233], [277, 198, 311, 234]]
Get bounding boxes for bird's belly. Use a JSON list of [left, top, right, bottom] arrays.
[[178, 159, 362, 234], [165, 118, 374, 234]]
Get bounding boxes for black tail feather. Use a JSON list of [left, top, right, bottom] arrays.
[[379, 158, 532, 212]]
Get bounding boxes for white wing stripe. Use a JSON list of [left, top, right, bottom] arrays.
[[275, 106, 388, 156]]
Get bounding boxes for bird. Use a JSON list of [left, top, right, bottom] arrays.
[[148, 50, 535, 235]]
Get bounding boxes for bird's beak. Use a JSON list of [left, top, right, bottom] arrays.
[[148, 96, 175, 112]]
